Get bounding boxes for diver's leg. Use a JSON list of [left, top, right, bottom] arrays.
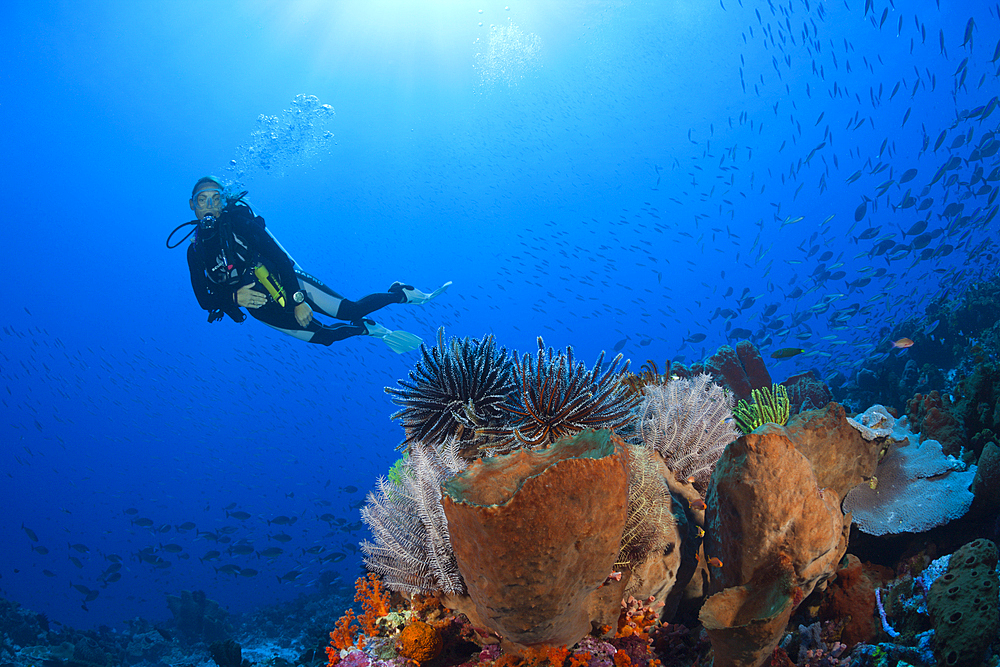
[[295, 269, 403, 321], [335, 292, 405, 321], [295, 270, 346, 318], [250, 308, 366, 345]]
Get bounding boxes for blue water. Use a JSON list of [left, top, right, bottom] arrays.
[[2, 0, 997, 630]]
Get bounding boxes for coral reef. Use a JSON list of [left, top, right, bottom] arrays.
[[440, 429, 629, 647], [209, 639, 250, 667], [637, 373, 739, 493], [971, 440, 1000, 513], [905, 390, 966, 456], [952, 361, 1000, 459], [164, 589, 232, 644], [673, 341, 773, 404]]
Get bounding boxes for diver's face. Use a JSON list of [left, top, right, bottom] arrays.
[[190, 185, 223, 221]]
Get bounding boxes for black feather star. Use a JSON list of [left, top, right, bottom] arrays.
[[386, 328, 516, 453], [477, 337, 639, 450]]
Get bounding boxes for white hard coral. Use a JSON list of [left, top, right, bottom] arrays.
[[638, 373, 740, 493], [846, 404, 896, 440]]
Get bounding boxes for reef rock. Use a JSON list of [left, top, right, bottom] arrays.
[[699, 341, 773, 403], [440, 429, 629, 647], [783, 371, 833, 415], [971, 441, 1000, 514], [165, 589, 231, 644], [817, 554, 892, 646], [928, 539, 999, 667], [701, 426, 848, 666], [906, 390, 966, 456]]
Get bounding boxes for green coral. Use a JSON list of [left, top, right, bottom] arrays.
[[733, 384, 790, 434]]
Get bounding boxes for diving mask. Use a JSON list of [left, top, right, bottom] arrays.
[[194, 188, 223, 211]]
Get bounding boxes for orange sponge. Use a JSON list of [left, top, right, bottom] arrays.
[[396, 621, 443, 664]]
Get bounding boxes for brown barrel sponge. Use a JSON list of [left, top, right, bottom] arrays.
[[441, 429, 629, 647]]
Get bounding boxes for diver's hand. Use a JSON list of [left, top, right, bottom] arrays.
[[295, 302, 313, 328], [236, 282, 268, 308]]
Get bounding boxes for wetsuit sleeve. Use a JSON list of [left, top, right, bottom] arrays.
[[187, 243, 245, 322]]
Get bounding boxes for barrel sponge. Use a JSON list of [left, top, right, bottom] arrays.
[[441, 429, 629, 647], [927, 539, 999, 667]]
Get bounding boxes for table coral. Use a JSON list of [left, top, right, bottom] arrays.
[[841, 432, 976, 536]]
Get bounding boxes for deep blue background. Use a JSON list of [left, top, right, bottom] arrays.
[[2, 0, 997, 629]]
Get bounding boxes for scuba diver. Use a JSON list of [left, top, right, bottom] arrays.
[[168, 176, 450, 353]]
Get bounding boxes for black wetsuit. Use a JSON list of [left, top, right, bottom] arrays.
[[186, 204, 402, 345]]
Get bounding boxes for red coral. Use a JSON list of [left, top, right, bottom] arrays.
[[494, 646, 571, 667], [326, 609, 359, 665], [613, 651, 633, 667], [818, 555, 893, 646], [326, 574, 392, 664], [355, 573, 391, 637]]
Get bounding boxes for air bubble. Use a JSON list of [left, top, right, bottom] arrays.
[[228, 94, 336, 183], [474, 20, 542, 90]]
